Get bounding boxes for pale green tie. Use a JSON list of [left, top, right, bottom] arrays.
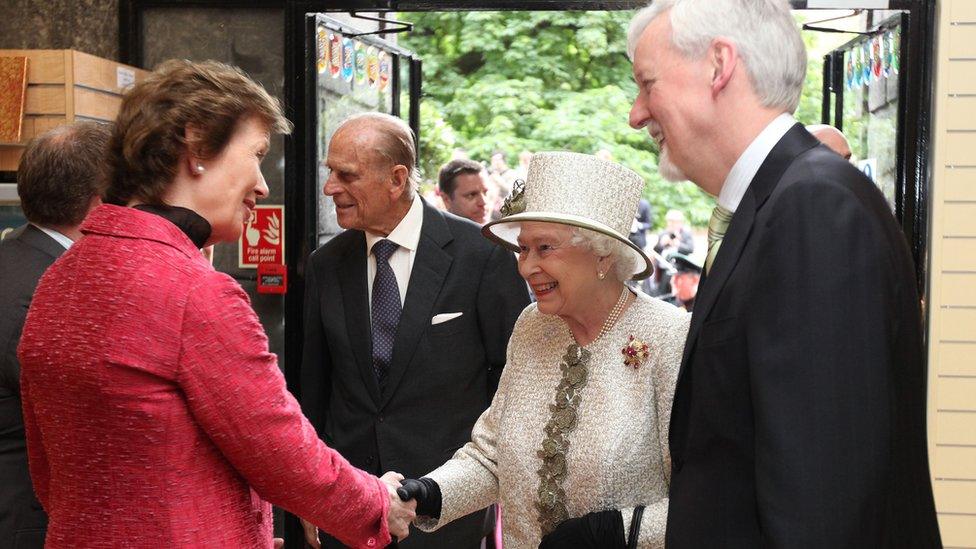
[[705, 205, 734, 274]]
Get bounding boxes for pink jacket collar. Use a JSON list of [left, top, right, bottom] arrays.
[[81, 204, 201, 259]]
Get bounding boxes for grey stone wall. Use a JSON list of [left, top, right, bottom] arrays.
[[0, 0, 119, 60], [140, 6, 288, 366]]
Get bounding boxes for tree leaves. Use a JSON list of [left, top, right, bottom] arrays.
[[402, 10, 827, 228]]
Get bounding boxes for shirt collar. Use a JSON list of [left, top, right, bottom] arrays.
[[365, 195, 423, 255], [717, 113, 796, 213], [32, 223, 75, 250], [132, 204, 212, 248]]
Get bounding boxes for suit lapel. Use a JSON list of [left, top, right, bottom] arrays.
[[678, 192, 757, 375], [677, 124, 821, 384], [379, 203, 453, 409], [337, 232, 382, 405]]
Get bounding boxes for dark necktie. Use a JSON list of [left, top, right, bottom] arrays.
[[371, 239, 402, 386]]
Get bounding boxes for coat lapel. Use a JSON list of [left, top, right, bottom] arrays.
[[337, 232, 383, 405], [678, 192, 757, 376], [379, 203, 453, 409], [677, 124, 821, 384]]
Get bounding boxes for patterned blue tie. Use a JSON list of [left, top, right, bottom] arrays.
[[371, 239, 402, 386]]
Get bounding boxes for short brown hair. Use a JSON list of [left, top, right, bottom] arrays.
[[105, 59, 291, 206], [438, 158, 483, 197], [17, 121, 112, 226]]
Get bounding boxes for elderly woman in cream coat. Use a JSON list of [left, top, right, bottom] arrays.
[[396, 152, 689, 548]]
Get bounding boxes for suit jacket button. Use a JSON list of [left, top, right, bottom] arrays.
[[673, 459, 684, 473], [365, 456, 374, 465], [378, 415, 384, 423], [367, 538, 376, 546]]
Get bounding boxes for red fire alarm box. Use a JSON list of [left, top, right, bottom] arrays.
[[257, 263, 287, 294]]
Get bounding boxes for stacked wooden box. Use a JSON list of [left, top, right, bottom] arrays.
[[0, 49, 148, 171]]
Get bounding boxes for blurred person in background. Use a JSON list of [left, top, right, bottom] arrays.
[[17, 60, 413, 549], [807, 124, 853, 161], [0, 121, 110, 549], [652, 209, 694, 257], [659, 253, 701, 312], [489, 150, 513, 183], [650, 209, 695, 296], [512, 150, 533, 181], [629, 198, 653, 252], [438, 159, 490, 225]]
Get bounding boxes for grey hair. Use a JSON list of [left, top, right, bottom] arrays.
[[627, 0, 807, 114], [336, 112, 420, 197], [569, 227, 638, 283]]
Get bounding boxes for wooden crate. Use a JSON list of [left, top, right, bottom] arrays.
[[0, 50, 148, 171]]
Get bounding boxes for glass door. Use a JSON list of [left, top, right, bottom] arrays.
[[305, 13, 421, 246], [821, 13, 906, 215]]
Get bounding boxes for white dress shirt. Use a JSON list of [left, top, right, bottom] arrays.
[[365, 196, 423, 310], [717, 113, 797, 213], [33, 224, 74, 250]]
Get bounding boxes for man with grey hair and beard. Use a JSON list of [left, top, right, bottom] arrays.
[[301, 113, 529, 548], [628, 1, 940, 547], [0, 121, 110, 548]]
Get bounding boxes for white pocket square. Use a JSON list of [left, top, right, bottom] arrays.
[[431, 312, 463, 325]]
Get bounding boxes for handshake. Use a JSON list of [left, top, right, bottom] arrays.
[[302, 472, 440, 548]]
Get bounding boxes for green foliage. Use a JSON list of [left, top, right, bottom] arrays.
[[415, 100, 457, 184], [401, 10, 835, 229], [795, 29, 828, 127]]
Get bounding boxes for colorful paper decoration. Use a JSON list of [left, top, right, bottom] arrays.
[[872, 36, 882, 81], [861, 42, 871, 85], [316, 28, 327, 74], [329, 33, 341, 78], [378, 51, 390, 91], [890, 28, 900, 75], [355, 41, 366, 84], [366, 46, 379, 88], [341, 37, 354, 82], [846, 50, 856, 90], [881, 30, 891, 78]]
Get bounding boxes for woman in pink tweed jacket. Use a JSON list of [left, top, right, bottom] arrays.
[[17, 60, 414, 548]]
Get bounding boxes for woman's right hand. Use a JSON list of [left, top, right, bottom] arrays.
[[382, 472, 416, 541], [300, 473, 416, 547]]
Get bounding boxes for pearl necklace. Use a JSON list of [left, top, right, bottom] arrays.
[[575, 286, 629, 347]]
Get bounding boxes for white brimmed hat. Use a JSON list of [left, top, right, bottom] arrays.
[[482, 151, 653, 280]]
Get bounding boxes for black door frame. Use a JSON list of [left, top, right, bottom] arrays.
[[818, 8, 933, 298]]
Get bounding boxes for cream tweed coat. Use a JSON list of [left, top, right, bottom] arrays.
[[417, 292, 690, 548]]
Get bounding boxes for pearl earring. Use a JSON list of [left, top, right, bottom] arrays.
[[598, 271, 606, 280], [195, 164, 205, 174]]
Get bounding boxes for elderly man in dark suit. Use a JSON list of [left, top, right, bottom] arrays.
[[0, 121, 110, 548], [628, 1, 941, 547], [301, 112, 529, 548]]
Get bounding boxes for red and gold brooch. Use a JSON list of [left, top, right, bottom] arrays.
[[621, 335, 650, 369]]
